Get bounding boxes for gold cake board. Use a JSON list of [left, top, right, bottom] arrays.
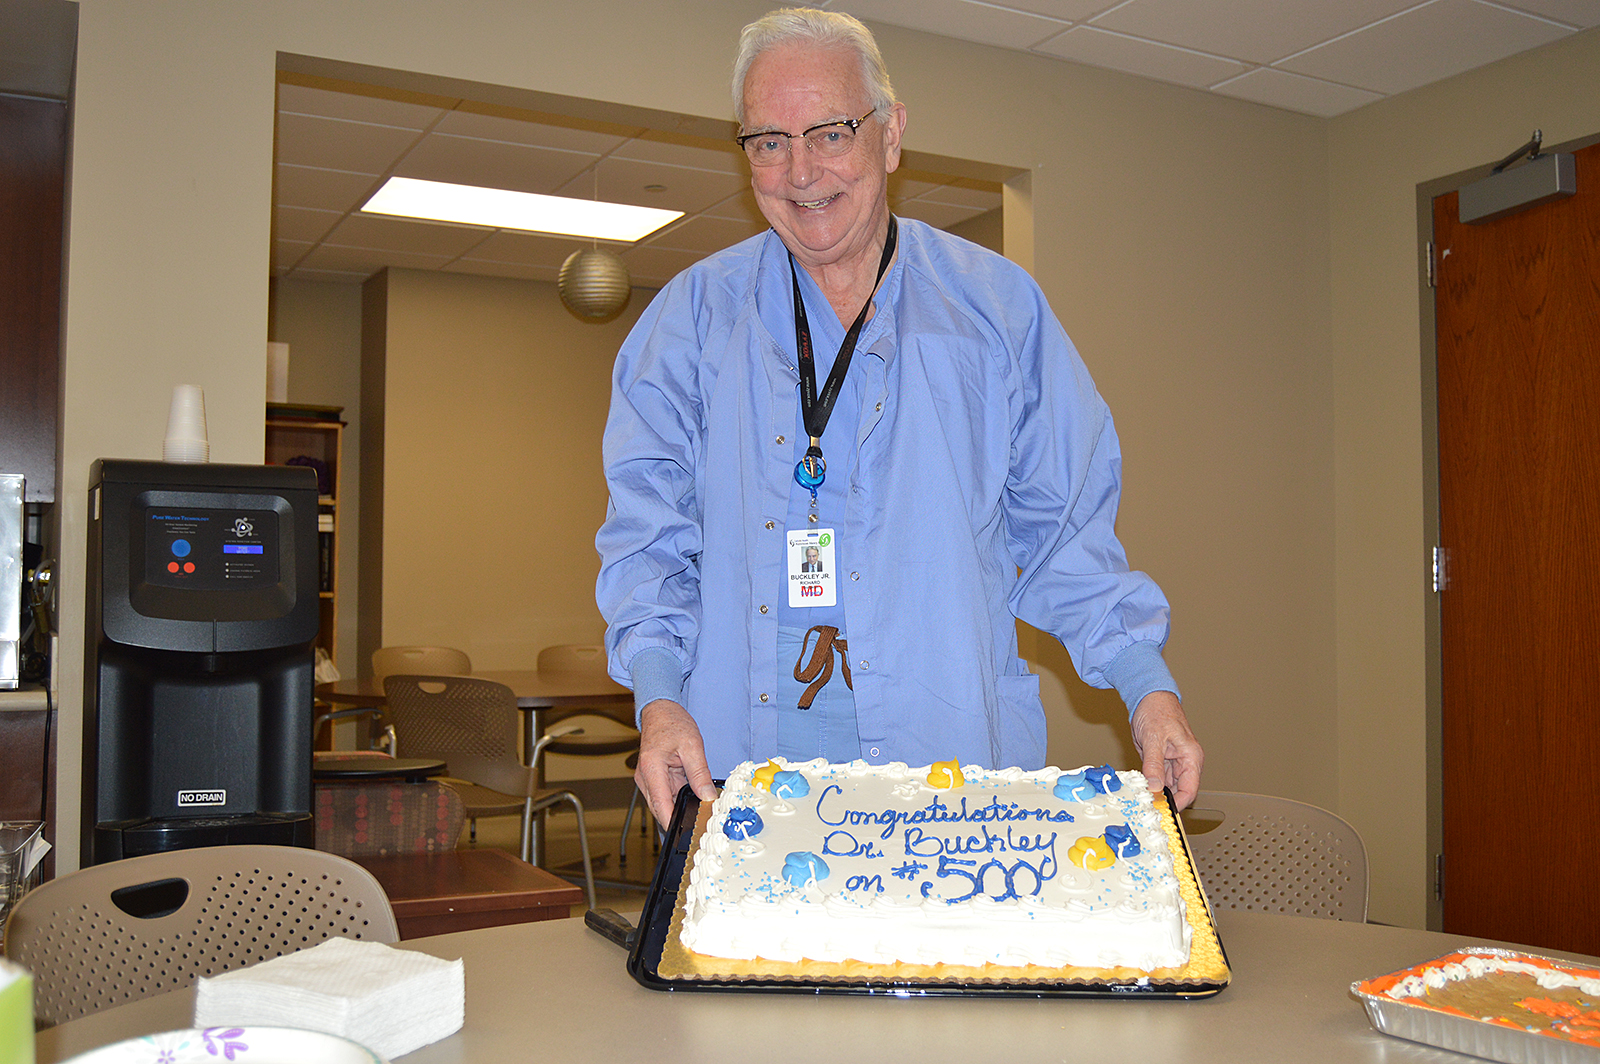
[[655, 788, 1231, 993]]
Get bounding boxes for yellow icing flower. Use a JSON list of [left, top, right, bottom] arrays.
[[1068, 836, 1117, 870], [750, 759, 783, 793], [926, 760, 965, 789]]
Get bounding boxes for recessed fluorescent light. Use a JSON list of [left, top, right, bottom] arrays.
[[361, 176, 683, 242]]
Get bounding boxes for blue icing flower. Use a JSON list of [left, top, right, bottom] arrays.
[[723, 807, 763, 840], [782, 851, 829, 888], [1103, 824, 1141, 858], [771, 769, 811, 800], [1053, 770, 1096, 802], [1085, 764, 1122, 794]]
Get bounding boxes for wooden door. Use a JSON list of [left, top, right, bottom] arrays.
[[1434, 140, 1600, 955]]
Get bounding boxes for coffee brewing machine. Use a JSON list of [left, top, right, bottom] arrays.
[[83, 459, 319, 863]]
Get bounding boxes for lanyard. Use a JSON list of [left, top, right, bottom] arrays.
[[792, 215, 898, 505]]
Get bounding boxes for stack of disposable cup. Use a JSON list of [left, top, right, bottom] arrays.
[[163, 384, 209, 463]]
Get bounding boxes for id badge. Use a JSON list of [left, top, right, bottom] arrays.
[[787, 528, 836, 607]]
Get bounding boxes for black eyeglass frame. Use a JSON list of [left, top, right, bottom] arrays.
[[735, 109, 878, 162]]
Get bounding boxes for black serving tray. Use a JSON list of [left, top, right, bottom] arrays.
[[622, 781, 1230, 997]]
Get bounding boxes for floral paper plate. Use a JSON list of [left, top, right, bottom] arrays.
[[63, 1027, 387, 1064]]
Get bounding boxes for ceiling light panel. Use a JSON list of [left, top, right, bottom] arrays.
[[362, 176, 684, 242]]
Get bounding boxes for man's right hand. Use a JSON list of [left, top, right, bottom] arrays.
[[635, 699, 717, 826]]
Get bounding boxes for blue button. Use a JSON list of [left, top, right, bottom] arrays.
[[171, 539, 191, 558]]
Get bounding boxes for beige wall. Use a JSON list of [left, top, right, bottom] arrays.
[[51, 0, 1594, 926], [1326, 28, 1600, 926], [363, 268, 648, 668]]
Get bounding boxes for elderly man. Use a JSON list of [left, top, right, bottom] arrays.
[[597, 7, 1202, 826]]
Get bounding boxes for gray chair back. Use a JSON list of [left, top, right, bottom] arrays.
[[1180, 791, 1368, 921], [3, 844, 396, 1026]]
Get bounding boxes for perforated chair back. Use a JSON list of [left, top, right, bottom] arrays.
[[381, 674, 528, 796], [314, 779, 467, 858], [1180, 791, 1368, 922], [2, 844, 397, 1026], [371, 645, 471, 680]]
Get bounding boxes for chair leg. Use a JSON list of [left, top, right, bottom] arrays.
[[564, 794, 597, 911], [619, 789, 639, 868], [529, 793, 596, 911], [520, 799, 536, 863]]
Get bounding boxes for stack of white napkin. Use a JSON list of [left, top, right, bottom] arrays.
[[193, 937, 464, 1059]]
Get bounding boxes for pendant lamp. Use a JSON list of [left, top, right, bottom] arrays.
[[558, 160, 632, 322], [558, 247, 631, 322]]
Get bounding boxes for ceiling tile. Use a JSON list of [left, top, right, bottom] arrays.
[[1089, 0, 1419, 64], [274, 240, 313, 271], [1033, 24, 1248, 88], [700, 188, 768, 226], [894, 199, 987, 229], [443, 257, 558, 283], [275, 163, 384, 214], [910, 182, 1004, 209], [432, 110, 630, 154], [1501, 0, 1600, 27], [843, 0, 1072, 50], [556, 156, 751, 214], [274, 205, 343, 244], [300, 242, 454, 276], [619, 244, 704, 286], [460, 229, 595, 270], [277, 83, 446, 130], [610, 136, 748, 177], [1277, 0, 1574, 96], [275, 111, 424, 173], [1211, 67, 1385, 116], [638, 214, 768, 255], [396, 133, 598, 197], [995, 0, 1118, 20], [325, 213, 493, 258]]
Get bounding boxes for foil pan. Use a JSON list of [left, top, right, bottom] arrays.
[[1352, 947, 1600, 1064]]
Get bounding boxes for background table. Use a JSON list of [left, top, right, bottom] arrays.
[[311, 754, 446, 782], [353, 849, 584, 938], [37, 909, 1600, 1063]]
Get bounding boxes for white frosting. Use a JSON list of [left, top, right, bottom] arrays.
[[1383, 955, 1600, 1000], [680, 758, 1192, 971]]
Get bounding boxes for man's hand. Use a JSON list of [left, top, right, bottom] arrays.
[[635, 699, 717, 825], [1130, 691, 1203, 809]]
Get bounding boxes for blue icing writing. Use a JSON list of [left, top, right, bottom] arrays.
[[845, 873, 884, 893], [722, 807, 763, 840], [1103, 823, 1141, 858], [902, 824, 1059, 863], [1053, 770, 1096, 802], [782, 851, 828, 887], [891, 860, 928, 880], [1085, 764, 1122, 794], [771, 769, 810, 799], [820, 830, 887, 858], [814, 784, 1074, 842], [932, 853, 1054, 903]]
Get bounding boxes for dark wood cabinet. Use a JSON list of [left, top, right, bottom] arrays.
[[0, 94, 68, 503]]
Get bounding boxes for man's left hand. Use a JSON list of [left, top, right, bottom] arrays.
[[1130, 691, 1203, 809]]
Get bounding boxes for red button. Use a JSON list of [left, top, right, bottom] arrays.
[[183, 562, 195, 573], [167, 562, 179, 573]]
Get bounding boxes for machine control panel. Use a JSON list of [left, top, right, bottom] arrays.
[[143, 505, 280, 591]]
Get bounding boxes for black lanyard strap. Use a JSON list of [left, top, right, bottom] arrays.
[[791, 215, 898, 489]]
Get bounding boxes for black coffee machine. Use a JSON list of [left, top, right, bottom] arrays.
[[83, 459, 320, 863]]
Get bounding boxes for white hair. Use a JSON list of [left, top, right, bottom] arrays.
[[732, 7, 898, 128]]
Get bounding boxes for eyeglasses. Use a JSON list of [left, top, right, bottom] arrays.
[[736, 110, 876, 167]]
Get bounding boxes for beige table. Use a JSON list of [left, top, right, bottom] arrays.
[[37, 910, 1600, 1063]]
